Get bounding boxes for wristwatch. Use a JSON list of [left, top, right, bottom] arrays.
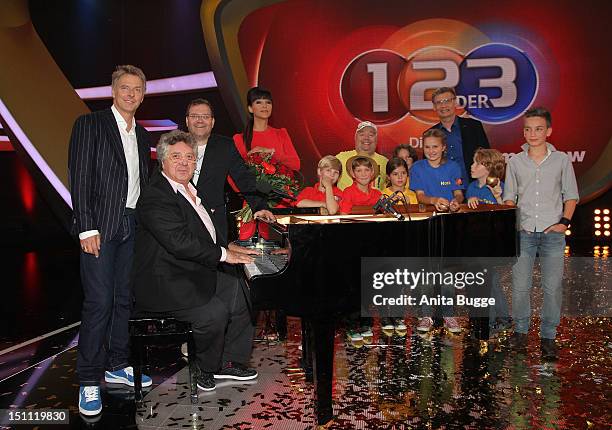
[[559, 217, 571, 227]]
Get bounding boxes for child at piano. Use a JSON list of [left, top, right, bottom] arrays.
[[338, 156, 381, 343], [466, 148, 511, 336], [382, 157, 418, 204], [410, 129, 464, 333], [380, 157, 417, 334], [296, 155, 343, 215], [466, 148, 505, 208], [339, 156, 382, 214], [410, 129, 465, 213]]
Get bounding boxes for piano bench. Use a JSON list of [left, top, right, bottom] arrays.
[[128, 317, 199, 404]]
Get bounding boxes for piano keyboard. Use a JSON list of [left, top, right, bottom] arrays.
[[244, 252, 289, 279]]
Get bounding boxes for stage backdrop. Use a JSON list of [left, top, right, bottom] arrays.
[[202, 0, 612, 201]]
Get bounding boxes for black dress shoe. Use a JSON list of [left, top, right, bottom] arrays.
[[510, 333, 528, 351], [196, 371, 216, 391], [541, 338, 558, 360]]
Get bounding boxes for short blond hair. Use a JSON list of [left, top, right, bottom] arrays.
[[318, 155, 342, 175], [111, 65, 146, 91]]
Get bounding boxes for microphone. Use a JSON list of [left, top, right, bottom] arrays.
[[383, 198, 405, 221], [373, 195, 389, 213], [256, 180, 297, 201], [374, 191, 398, 212], [373, 191, 404, 220]]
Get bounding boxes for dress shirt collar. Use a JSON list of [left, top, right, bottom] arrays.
[[436, 115, 459, 132], [520, 142, 555, 155], [111, 104, 136, 134], [162, 172, 201, 206], [520, 142, 554, 166]]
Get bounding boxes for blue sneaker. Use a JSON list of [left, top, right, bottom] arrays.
[[78, 386, 102, 416], [104, 366, 152, 387]]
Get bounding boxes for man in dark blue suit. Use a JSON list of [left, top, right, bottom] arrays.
[[428, 87, 491, 187], [68, 65, 152, 416]]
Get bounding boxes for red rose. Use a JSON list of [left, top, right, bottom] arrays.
[[262, 161, 276, 175], [250, 153, 263, 164]]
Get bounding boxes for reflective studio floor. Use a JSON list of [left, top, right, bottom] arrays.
[[0, 242, 611, 430], [0, 153, 610, 429]]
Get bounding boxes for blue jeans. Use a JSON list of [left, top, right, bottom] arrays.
[[512, 230, 565, 339], [77, 212, 135, 385]]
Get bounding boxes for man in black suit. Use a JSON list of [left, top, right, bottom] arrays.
[[185, 98, 273, 244], [132, 130, 259, 391], [68, 65, 152, 416], [428, 87, 490, 186]]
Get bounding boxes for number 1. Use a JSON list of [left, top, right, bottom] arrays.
[[367, 63, 389, 113]]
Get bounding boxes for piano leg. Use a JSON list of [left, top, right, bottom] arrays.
[[309, 317, 336, 426], [276, 310, 288, 341], [301, 320, 313, 382]]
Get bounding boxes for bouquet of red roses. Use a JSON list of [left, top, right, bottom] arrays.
[[235, 152, 301, 223]]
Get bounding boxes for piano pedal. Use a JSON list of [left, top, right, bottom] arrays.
[[254, 310, 283, 345]]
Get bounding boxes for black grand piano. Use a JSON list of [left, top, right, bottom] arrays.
[[242, 205, 518, 426]]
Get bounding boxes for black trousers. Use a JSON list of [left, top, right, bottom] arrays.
[[169, 271, 254, 372]]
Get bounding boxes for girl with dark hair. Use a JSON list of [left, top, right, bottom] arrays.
[[382, 157, 418, 204], [232, 86, 300, 170]]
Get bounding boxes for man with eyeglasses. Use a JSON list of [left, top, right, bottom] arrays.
[[185, 99, 274, 243], [428, 87, 490, 186], [132, 130, 260, 391], [68, 65, 152, 417]]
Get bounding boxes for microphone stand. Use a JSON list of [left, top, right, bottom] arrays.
[[393, 192, 412, 221]]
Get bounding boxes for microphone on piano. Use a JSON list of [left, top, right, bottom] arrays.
[[373, 195, 390, 212], [373, 192, 405, 221], [383, 198, 405, 221], [374, 191, 398, 212], [256, 180, 297, 201]]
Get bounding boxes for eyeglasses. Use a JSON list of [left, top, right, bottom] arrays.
[[433, 97, 455, 106], [188, 114, 212, 121], [168, 153, 197, 164]]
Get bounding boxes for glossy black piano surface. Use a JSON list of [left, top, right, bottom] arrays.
[[240, 205, 518, 425], [245, 206, 517, 317]]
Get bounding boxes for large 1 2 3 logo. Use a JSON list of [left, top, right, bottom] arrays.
[[341, 43, 538, 125]]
